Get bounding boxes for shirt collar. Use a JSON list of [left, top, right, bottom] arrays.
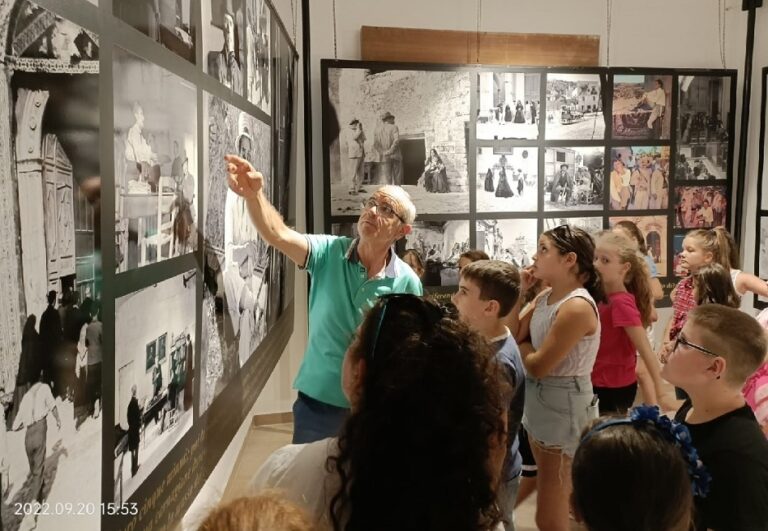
[[345, 238, 401, 278], [489, 327, 512, 344]]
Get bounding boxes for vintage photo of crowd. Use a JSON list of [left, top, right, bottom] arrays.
[[612, 74, 672, 140], [113, 0, 194, 62], [477, 72, 540, 140], [403, 221, 470, 287], [544, 73, 605, 140], [543, 216, 603, 234], [200, 94, 272, 413], [476, 219, 536, 268], [114, 272, 195, 503], [114, 48, 198, 274], [1, 7, 102, 529], [609, 146, 669, 210], [476, 147, 538, 213], [677, 75, 731, 181], [327, 68, 470, 215], [674, 185, 728, 229], [544, 147, 604, 211]]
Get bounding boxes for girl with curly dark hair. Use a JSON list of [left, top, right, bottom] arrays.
[[252, 294, 510, 531]]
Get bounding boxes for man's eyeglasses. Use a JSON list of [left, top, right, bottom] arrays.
[[361, 198, 406, 224], [673, 334, 723, 358]]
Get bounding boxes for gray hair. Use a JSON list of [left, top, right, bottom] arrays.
[[377, 185, 417, 224]]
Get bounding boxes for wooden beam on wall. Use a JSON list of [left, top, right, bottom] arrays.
[[361, 26, 600, 67]]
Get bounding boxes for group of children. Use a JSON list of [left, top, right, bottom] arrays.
[[198, 221, 768, 531]]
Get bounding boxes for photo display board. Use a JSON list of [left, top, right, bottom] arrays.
[[322, 61, 736, 304], [753, 67, 768, 309], [0, 1, 298, 530]]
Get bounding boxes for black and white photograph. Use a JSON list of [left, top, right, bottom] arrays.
[[609, 216, 668, 277], [612, 74, 672, 140], [403, 221, 470, 287], [609, 146, 669, 210], [476, 219, 537, 268], [477, 72, 540, 140], [113, 0, 194, 62], [203, 0, 246, 96], [543, 147, 605, 211], [114, 271, 195, 504], [476, 147, 538, 213], [677, 75, 731, 181], [544, 217, 603, 235], [545, 73, 605, 140], [114, 47, 198, 274], [326, 67, 470, 215], [246, 0, 270, 114], [674, 185, 727, 229], [759, 218, 768, 280], [0, 6, 101, 530], [200, 94, 272, 413]]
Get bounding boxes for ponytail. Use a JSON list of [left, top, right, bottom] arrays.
[[545, 225, 604, 303], [597, 232, 654, 327], [687, 227, 740, 270]]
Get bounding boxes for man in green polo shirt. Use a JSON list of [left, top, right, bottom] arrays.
[[225, 154, 422, 443]]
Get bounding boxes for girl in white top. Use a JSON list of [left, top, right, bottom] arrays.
[[518, 225, 601, 531]]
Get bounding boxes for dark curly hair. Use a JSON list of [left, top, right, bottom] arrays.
[[328, 295, 509, 531]]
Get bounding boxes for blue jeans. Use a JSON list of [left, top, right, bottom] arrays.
[[292, 392, 349, 444]]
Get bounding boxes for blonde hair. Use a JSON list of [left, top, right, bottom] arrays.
[[686, 227, 740, 270], [199, 491, 313, 531], [596, 231, 653, 327], [688, 304, 768, 386]]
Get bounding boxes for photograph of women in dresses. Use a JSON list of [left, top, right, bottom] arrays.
[[674, 185, 727, 229], [418, 148, 449, 193], [677, 75, 730, 182], [545, 73, 605, 140], [543, 217, 603, 235], [609, 147, 669, 211], [476, 147, 538, 212], [476, 72, 540, 140], [544, 147, 604, 211], [612, 75, 672, 140]]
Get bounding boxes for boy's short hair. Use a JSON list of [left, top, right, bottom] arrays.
[[460, 260, 520, 318], [459, 249, 489, 263], [688, 304, 768, 386]]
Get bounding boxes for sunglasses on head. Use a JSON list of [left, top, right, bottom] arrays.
[[368, 294, 446, 361]]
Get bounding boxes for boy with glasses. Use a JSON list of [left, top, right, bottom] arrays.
[[660, 304, 768, 531]]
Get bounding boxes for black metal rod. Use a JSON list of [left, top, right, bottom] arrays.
[[301, 0, 314, 233], [734, 2, 759, 243]]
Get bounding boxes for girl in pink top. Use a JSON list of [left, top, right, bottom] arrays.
[[593, 232, 665, 414]]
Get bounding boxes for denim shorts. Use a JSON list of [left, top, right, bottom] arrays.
[[521, 375, 599, 457]]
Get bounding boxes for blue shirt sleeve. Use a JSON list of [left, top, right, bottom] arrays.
[[644, 254, 658, 278]]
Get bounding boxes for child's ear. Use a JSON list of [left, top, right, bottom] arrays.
[[486, 299, 501, 318]]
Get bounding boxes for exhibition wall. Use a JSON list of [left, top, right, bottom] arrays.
[[0, 0, 301, 529]]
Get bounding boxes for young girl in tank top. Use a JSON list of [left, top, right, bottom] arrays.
[[592, 232, 665, 414], [518, 224, 601, 531]]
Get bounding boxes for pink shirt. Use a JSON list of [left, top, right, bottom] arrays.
[[592, 292, 642, 388], [670, 277, 695, 340]]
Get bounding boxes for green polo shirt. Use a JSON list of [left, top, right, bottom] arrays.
[[293, 235, 423, 408]]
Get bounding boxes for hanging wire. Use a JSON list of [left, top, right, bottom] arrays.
[[332, 0, 338, 59], [717, 0, 727, 68], [605, 0, 612, 66], [476, 0, 482, 64]]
